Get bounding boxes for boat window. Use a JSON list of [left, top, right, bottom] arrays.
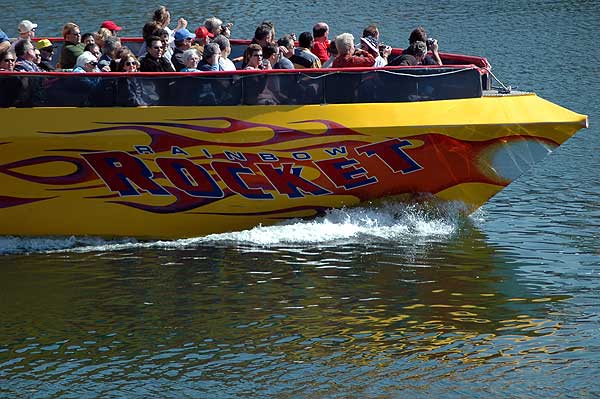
[[0, 67, 482, 108]]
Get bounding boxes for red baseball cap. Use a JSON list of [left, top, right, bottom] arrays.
[[195, 26, 214, 39], [101, 20, 123, 31]]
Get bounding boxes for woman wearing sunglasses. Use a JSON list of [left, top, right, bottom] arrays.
[[243, 43, 265, 70], [115, 52, 147, 107], [0, 49, 17, 71], [116, 53, 140, 72]]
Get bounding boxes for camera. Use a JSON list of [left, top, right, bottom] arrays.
[[426, 38, 436, 49], [379, 44, 391, 56], [221, 22, 233, 35]]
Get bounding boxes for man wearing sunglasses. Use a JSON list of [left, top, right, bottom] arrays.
[[140, 36, 175, 72], [59, 22, 85, 70], [36, 39, 56, 71]]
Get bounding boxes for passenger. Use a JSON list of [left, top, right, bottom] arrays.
[[193, 26, 214, 57], [243, 43, 264, 70], [252, 23, 274, 49], [179, 49, 200, 72], [59, 22, 85, 69], [81, 32, 95, 46], [70, 51, 102, 100], [360, 36, 391, 67], [114, 46, 132, 66], [332, 33, 375, 68], [0, 49, 16, 71], [137, 22, 160, 57], [98, 36, 122, 71], [94, 28, 113, 50], [152, 5, 187, 49], [73, 51, 100, 73], [139, 36, 175, 72], [275, 35, 295, 69], [14, 40, 43, 72], [84, 42, 111, 71], [322, 40, 337, 68], [362, 24, 380, 41], [264, 42, 290, 70], [0, 28, 10, 53], [205, 17, 233, 39], [290, 32, 321, 69], [9, 20, 36, 51], [15, 20, 37, 43], [13, 20, 36, 50], [100, 20, 123, 36], [115, 54, 146, 106], [198, 43, 223, 71], [0, 49, 23, 107], [84, 43, 101, 60], [171, 28, 196, 71], [392, 41, 426, 66], [262, 43, 279, 69], [405, 27, 442, 65], [211, 35, 236, 71], [116, 53, 139, 72], [33, 48, 42, 68], [157, 28, 174, 61], [261, 21, 276, 43], [36, 39, 56, 71], [311, 22, 330, 65]]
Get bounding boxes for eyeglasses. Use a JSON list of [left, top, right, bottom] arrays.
[[1, 58, 16, 62], [125, 61, 137, 66], [152, 46, 163, 50], [88, 61, 98, 66], [252, 53, 263, 58]]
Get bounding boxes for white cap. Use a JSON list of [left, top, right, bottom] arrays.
[[18, 20, 38, 34], [76, 51, 98, 68]]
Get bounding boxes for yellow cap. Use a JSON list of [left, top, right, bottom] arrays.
[[35, 39, 55, 50]]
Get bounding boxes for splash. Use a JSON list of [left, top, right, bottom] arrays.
[[0, 201, 466, 255]]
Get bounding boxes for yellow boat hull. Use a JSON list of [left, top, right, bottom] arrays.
[[0, 93, 587, 238]]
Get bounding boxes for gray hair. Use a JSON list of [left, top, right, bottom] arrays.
[[204, 17, 222, 33], [14, 39, 33, 57], [211, 34, 230, 52], [335, 33, 354, 55], [203, 42, 220, 59], [103, 36, 121, 55], [182, 48, 200, 64]]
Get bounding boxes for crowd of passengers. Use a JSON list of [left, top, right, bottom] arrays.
[[0, 6, 443, 74]]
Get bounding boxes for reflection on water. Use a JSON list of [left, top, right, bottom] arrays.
[[1, 0, 599, 397], [0, 210, 589, 397]]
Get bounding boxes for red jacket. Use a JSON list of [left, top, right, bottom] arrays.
[[312, 39, 330, 64], [332, 52, 375, 68]]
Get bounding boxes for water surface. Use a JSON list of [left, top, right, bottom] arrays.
[[1, 1, 599, 398]]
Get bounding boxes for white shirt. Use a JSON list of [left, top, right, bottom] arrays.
[[219, 57, 236, 71]]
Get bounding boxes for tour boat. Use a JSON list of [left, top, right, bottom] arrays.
[[0, 39, 588, 238]]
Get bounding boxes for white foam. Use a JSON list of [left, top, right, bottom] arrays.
[[1, 202, 464, 254]]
